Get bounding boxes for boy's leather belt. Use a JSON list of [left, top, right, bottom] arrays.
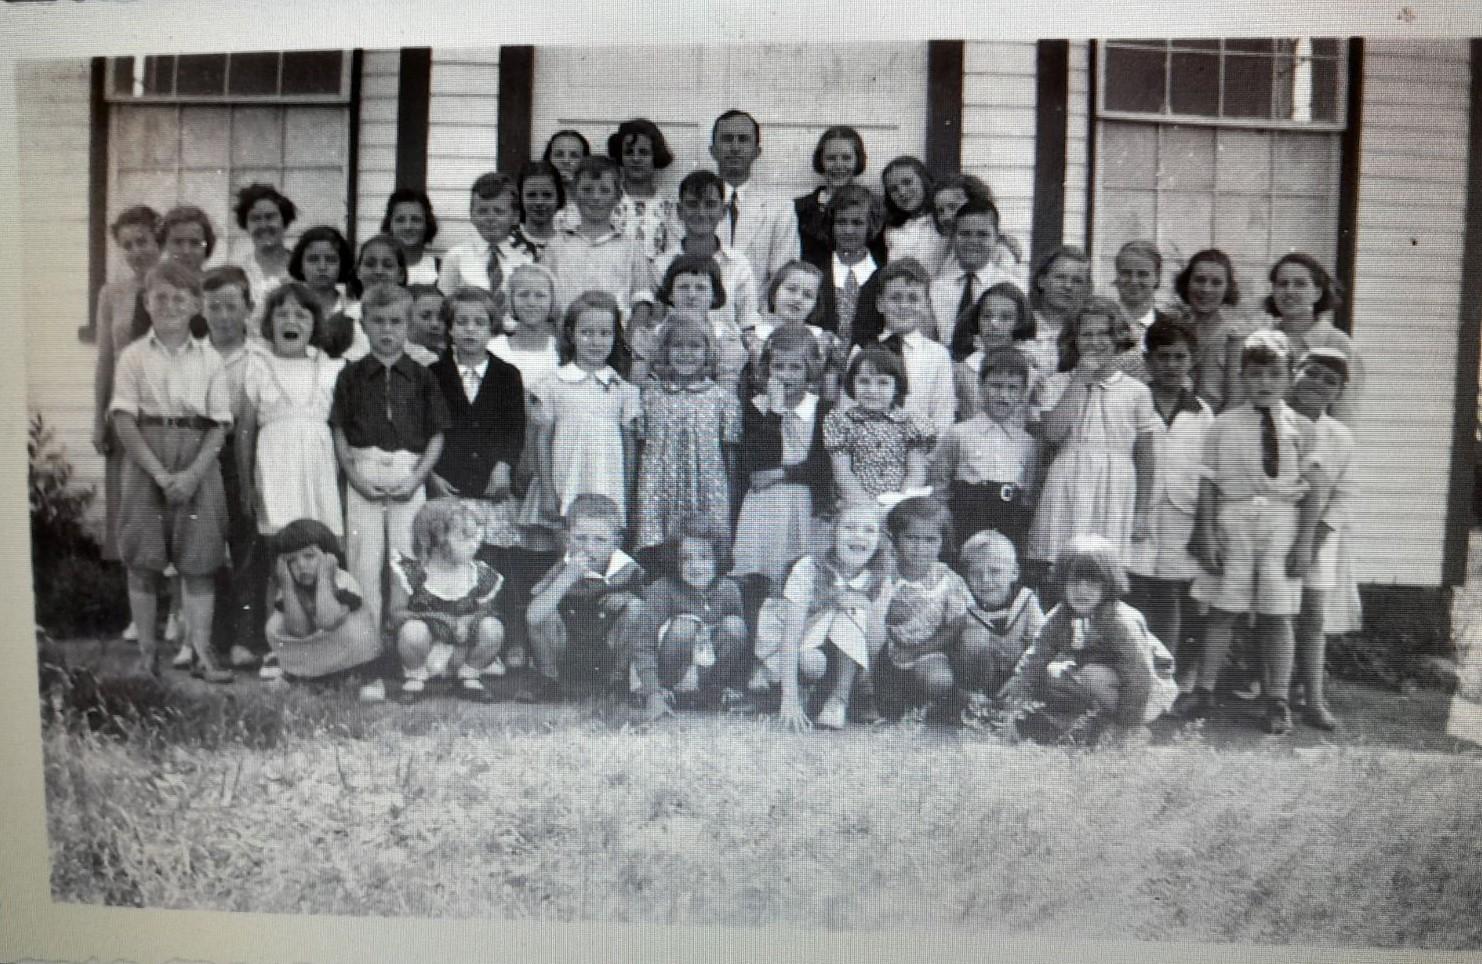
[[136, 414, 217, 430]]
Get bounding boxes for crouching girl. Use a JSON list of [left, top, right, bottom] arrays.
[[1002, 535, 1176, 744], [389, 498, 506, 704]]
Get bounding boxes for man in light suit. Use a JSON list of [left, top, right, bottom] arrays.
[[710, 109, 799, 292]]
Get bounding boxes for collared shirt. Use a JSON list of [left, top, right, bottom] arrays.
[[212, 339, 269, 426], [1202, 401, 1316, 503], [1310, 412, 1357, 529], [437, 236, 535, 297], [832, 252, 878, 292], [457, 356, 489, 401], [329, 351, 451, 453], [109, 332, 233, 424], [543, 225, 648, 316], [928, 259, 1026, 344], [932, 413, 1038, 488], [1146, 387, 1214, 512], [721, 177, 799, 289]]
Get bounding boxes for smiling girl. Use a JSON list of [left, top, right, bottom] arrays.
[[880, 155, 938, 269], [1027, 298, 1159, 589], [381, 189, 440, 286]]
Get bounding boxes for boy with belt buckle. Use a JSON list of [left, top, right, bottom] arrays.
[[109, 260, 235, 682], [1183, 330, 1324, 734], [930, 346, 1038, 560], [330, 282, 451, 701]]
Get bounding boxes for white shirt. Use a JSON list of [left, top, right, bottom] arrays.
[[437, 236, 535, 297], [832, 252, 878, 292], [109, 332, 233, 424], [458, 356, 489, 401], [721, 178, 800, 290], [850, 330, 956, 434], [927, 259, 1025, 344]]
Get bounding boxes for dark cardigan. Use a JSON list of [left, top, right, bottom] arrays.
[[736, 394, 834, 518], [429, 350, 526, 497]]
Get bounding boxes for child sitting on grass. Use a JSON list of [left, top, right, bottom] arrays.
[[877, 497, 974, 718], [624, 517, 749, 721], [389, 498, 506, 704], [1002, 535, 1177, 746], [524, 494, 647, 702], [263, 518, 382, 681], [955, 528, 1044, 701]]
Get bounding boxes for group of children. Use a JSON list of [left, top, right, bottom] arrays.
[[90, 110, 1364, 740]]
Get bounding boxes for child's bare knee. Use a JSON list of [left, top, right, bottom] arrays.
[[660, 616, 700, 649], [920, 662, 955, 698], [799, 648, 827, 681], [476, 616, 505, 648], [1076, 665, 1121, 711], [398, 620, 432, 654]]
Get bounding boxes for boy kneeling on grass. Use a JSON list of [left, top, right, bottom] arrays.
[[523, 494, 647, 703]]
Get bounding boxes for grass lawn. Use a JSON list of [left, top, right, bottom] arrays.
[[37, 535, 1482, 947], [40, 643, 1482, 948]]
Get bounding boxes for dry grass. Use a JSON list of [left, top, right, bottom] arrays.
[[42, 677, 1482, 949]]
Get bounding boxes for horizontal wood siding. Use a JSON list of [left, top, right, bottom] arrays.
[[19, 61, 104, 531], [425, 48, 501, 260], [355, 50, 401, 248], [1348, 39, 1471, 585], [961, 42, 1038, 261], [1063, 41, 1090, 249]]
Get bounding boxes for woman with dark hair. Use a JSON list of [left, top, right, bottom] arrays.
[[794, 125, 869, 269], [1245, 251, 1362, 421], [607, 117, 677, 259], [234, 182, 298, 308], [1172, 247, 1248, 409], [381, 188, 440, 286], [542, 128, 590, 233], [880, 155, 936, 268]]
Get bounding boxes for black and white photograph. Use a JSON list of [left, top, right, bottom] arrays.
[[8, 4, 1482, 959]]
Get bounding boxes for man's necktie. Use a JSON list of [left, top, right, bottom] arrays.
[[727, 190, 740, 246]]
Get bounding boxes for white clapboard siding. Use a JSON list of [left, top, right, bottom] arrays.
[[1348, 39, 1471, 586], [18, 61, 104, 531], [424, 48, 501, 257], [1064, 41, 1090, 250], [962, 41, 1038, 256], [526, 43, 928, 219], [355, 50, 401, 247]]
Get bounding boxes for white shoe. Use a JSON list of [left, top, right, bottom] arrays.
[[358, 679, 387, 703], [171, 643, 194, 669], [258, 653, 283, 681], [122, 621, 139, 642], [163, 612, 181, 643], [816, 697, 848, 730], [229, 645, 257, 668], [483, 656, 507, 677]]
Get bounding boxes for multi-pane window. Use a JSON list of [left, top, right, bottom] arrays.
[[100, 51, 352, 294], [1092, 39, 1348, 308], [109, 52, 350, 103], [1100, 39, 1346, 129]]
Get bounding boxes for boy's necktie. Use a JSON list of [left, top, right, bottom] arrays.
[[956, 271, 976, 331], [838, 269, 860, 344], [486, 246, 504, 295], [462, 365, 482, 402], [879, 332, 905, 357], [1259, 407, 1279, 478]]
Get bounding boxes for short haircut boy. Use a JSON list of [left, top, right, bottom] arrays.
[[679, 169, 726, 203], [978, 345, 1031, 386], [471, 171, 518, 203], [826, 183, 884, 237], [953, 199, 1001, 232], [872, 257, 932, 292], [439, 286, 498, 333], [884, 495, 953, 543], [361, 282, 413, 317], [202, 264, 252, 302], [145, 259, 203, 297], [1144, 315, 1199, 355], [573, 155, 621, 186], [1240, 328, 1293, 370], [1115, 239, 1163, 275], [960, 528, 1018, 571], [566, 492, 625, 534]]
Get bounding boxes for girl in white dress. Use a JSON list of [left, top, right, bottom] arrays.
[[236, 282, 346, 539]]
